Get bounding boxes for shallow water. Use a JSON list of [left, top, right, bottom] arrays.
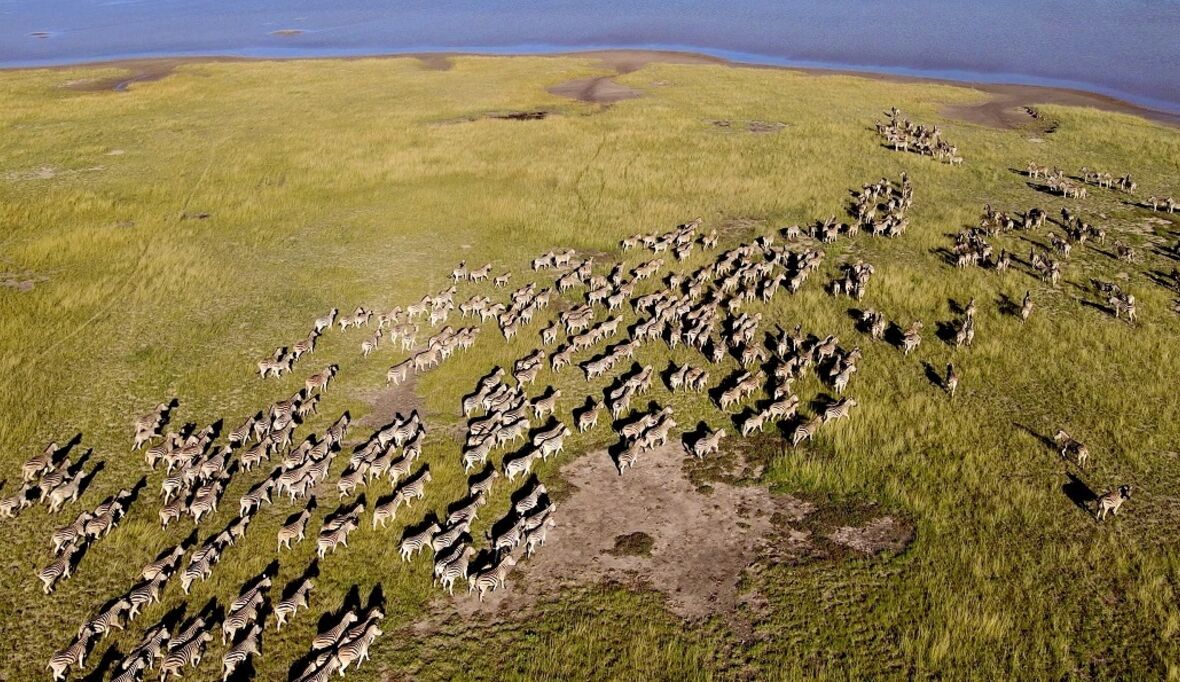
[[3, 0, 1179, 113]]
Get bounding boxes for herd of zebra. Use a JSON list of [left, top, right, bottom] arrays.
[[875, 108, 962, 165], [7, 134, 1161, 679]]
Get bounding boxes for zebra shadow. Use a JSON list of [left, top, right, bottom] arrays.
[[51, 433, 84, 464], [225, 654, 258, 682], [238, 560, 280, 597], [934, 320, 959, 345], [79, 642, 124, 682], [1012, 422, 1057, 452], [996, 293, 1021, 317], [883, 323, 906, 349], [921, 362, 945, 390], [1062, 472, 1099, 520]]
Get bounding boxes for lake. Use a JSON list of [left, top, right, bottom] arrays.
[[3, 0, 1179, 113]]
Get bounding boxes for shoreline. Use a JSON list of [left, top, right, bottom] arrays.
[[10, 47, 1180, 129]]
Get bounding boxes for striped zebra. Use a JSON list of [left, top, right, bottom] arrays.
[[84, 597, 132, 637], [822, 398, 858, 423], [121, 624, 170, 673], [38, 551, 74, 594], [159, 631, 213, 682], [126, 576, 167, 619], [399, 522, 440, 561], [317, 518, 358, 558], [492, 521, 526, 555], [274, 577, 314, 630], [312, 610, 358, 650], [504, 450, 540, 482], [51, 511, 92, 554], [181, 554, 214, 594], [393, 471, 432, 510], [514, 484, 548, 516], [525, 517, 556, 557], [372, 495, 401, 530], [221, 624, 262, 681], [792, 417, 823, 447], [470, 556, 517, 601], [616, 443, 642, 475], [294, 655, 340, 682], [240, 478, 274, 517], [223, 593, 265, 644], [431, 520, 471, 553], [469, 468, 500, 498], [334, 622, 383, 674], [446, 493, 485, 527], [110, 651, 149, 682], [1096, 485, 1132, 521], [945, 363, 959, 398], [47, 626, 94, 681], [437, 547, 476, 595]]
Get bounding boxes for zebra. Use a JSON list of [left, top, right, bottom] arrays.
[[531, 389, 561, 420], [274, 577, 314, 630], [393, 470, 432, 510], [221, 624, 262, 681], [222, 593, 264, 644], [468, 468, 500, 498], [83, 597, 132, 637], [470, 556, 517, 601], [524, 517, 556, 557], [273, 507, 312, 551], [514, 483, 548, 516], [126, 576, 167, 619], [901, 322, 923, 355], [1096, 485, 1132, 521], [159, 631, 213, 681], [446, 493, 485, 527], [313, 308, 338, 334], [312, 610, 358, 650], [504, 450, 540, 482], [577, 400, 601, 432], [51, 511, 92, 554], [399, 522, 440, 561], [47, 626, 94, 681], [334, 622, 383, 674], [181, 553, 215, 594], [689, 429, 726, 459], [431, 520, 471, 553], [792, 417, 822, 447], [39, 550, 74, 594], [111, 652, 150, 682], [361, 329, 383, 357], [740, 411, 767, 437], [316, 517, 358, 558], [1054, 430, 1090, 469], [437, 547, 476, 595], [492, 520, 526, 555], [616, 442, 642, 475], [1020, 291, 1033, 323], [822, 398, 858, 423], [945, 363, 959, 398], [121, 624, 170, 673]]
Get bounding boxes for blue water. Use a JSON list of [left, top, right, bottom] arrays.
[[3, 1, 1180, 113]]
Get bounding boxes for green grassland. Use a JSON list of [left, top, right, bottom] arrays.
[[1, 54, 1179, 680]]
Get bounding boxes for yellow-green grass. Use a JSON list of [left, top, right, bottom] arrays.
[[0, 54, 1179, 680]]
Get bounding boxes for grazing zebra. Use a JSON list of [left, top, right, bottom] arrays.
[[274, 578, 314, 630], [221, 624, 262, 682], [278, 508, 312, 550], [47, 626, 94, 681], [792, 417, 822, 447], [690, 429, 726, 459], [470, 556, 517, 601], [400, 522, 441, 561], [1096, 485, 1132, 521], [160, 631, 213, 681], [945, 363, 959, 398]]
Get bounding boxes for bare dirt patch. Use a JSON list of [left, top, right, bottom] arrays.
[[827, 516, 913, 555], [547, 76, 640, 105], [358, 374, 423, 429], [447, 442, 812, 621]]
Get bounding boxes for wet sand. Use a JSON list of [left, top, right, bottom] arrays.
[[35, 49, 1180, 128]]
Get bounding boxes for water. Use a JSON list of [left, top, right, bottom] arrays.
[[3, 0, 1179, 113]]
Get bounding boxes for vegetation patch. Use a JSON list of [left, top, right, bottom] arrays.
[[608, 531, 654, 557]]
